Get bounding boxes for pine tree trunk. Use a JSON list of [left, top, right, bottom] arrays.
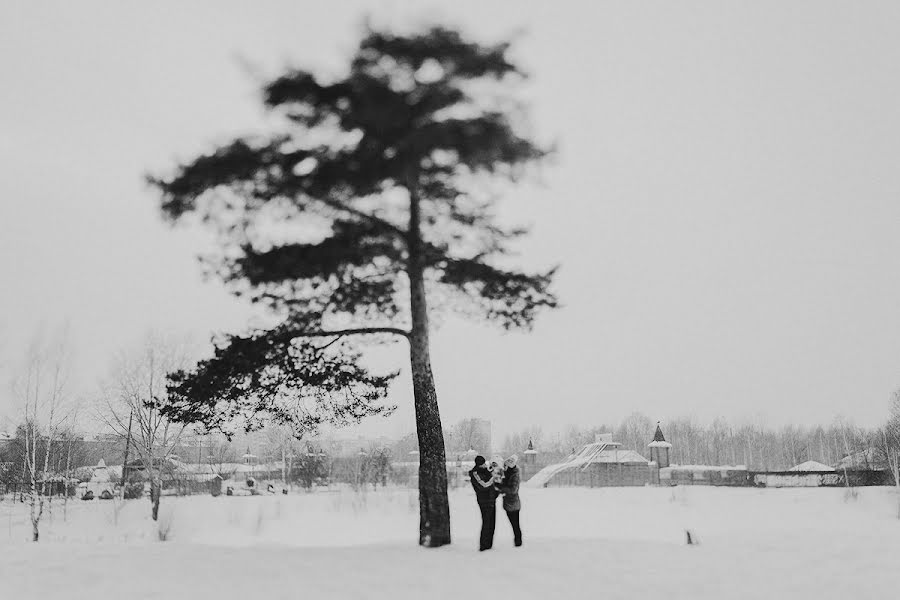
[[407, 178, 451, 548], [408, 320, 450, 547]]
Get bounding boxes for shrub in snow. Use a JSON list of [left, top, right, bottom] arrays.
[[157, 509, 175, 542], [72, 466, 94, 483], [123, 481, 144, 500]]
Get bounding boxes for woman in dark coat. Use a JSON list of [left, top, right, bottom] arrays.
[[496, 455, 522, 547]]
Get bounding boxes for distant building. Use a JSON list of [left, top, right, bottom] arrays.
[[836, 448, 888, 471], [526, 432, 656, 488], [242, 448, 258, 465], [789, 461, 834, 472], [647, 422, 672, 468], [524, 439, 538, 465]]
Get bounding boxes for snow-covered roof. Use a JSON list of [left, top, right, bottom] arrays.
[[651, 423, 667, 443], [90, 460, 111, 483], [836, 448, 887, 470], [569, 442, 648, 464], [647, 423, 672, 448], [789, 461, 835, 472]]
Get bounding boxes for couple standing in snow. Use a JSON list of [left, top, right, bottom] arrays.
[[469, 454, 522, 551]]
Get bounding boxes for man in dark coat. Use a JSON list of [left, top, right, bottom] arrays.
[[469, 455, 499, 551], [497, 455, 522, 547]]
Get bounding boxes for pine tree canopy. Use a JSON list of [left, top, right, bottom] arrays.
[[150, 26, 558, 438]]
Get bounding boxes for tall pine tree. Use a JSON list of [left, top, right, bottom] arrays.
[[150, 26, 557, 547]]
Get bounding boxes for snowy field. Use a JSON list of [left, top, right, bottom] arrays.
[[2, 485, 900, 599]]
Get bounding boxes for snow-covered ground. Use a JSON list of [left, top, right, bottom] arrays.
[[2, 485, 899, 599]]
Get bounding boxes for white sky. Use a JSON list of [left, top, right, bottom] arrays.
[[2, 0, 900, 440]]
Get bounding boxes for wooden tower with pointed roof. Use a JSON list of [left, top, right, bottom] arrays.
[[648, 422, 673, 468], [524, 438, 538, 465]]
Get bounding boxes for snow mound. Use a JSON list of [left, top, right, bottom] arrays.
[[789, 461, 835, 472]]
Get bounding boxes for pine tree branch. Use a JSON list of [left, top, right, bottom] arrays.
[[288, 326, 410, 341], [314, 194, 408, 242]]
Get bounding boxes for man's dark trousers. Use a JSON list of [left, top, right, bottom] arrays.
[[479, 503, 496, 550]]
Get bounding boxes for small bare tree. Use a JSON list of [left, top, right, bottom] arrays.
[[205, 438, 239, 480], [833, 416, 861, 500], [265, 425, 301, 489], [13, 327, 74, 541], [102, 332, 190, 520], [446, 418, 492, 455], [365, 445, 392, 489], [51, 418, 83, 523], [616, 412, 655, 456]]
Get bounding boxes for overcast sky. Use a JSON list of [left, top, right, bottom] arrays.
[[2, 0, 900, 441]]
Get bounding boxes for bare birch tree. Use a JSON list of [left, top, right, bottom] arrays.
[[102, 332, 191, 520], [12, 327, 74, 541]]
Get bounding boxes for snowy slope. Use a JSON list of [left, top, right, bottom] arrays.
[[2, 486, 899, 599]]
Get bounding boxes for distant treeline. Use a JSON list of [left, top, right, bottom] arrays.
[[499, 413, 890, 471], [4, 412, 894, 480]]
